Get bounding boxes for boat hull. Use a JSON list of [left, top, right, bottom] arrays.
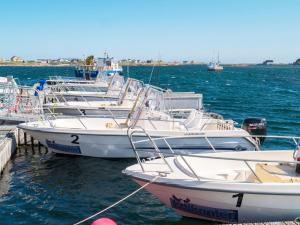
[[134, 179, 300, 223], [208, 68, 223, 71], [74, 69, 99, 79], [20, 128, 257, 158], [47, 95, 119, 102]]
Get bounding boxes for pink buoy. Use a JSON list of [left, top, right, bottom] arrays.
[[91, 218, 117, 225]]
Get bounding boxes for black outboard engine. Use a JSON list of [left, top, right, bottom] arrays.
[[242, 118, 267, 144]]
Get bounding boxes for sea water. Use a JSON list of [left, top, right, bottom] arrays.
[[0, 65, 299, 224]]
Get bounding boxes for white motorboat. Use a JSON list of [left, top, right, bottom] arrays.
[[43, 78, 143, 117], [34, 73, 110, 98], [124, 135, 300, 223], [18, 86, 258, 158], [46, 79, 109, 93], [46, 73, 109, 87], [208, 53, 223, 71], [41, 72, 204, 114], [207, 62, 223, 71], [43, 78, 203, 117], [44, 73, 125, 102]]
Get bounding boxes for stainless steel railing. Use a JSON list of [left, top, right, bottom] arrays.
[[128, 127, 300, 183]]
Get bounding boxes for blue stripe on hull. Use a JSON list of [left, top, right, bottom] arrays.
[[46, 140, 81, 154]]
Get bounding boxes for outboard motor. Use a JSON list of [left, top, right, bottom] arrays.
[[242, 118, 267, 144], [295, 150, 300, 174]]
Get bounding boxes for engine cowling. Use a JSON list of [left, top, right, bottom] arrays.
[[242, 118, 267, 144]]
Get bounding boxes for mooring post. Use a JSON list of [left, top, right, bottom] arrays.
[[31, 137, 34, 152], [24, 132, 27, 146], [17, 128, 20, 147], [38, 141, 41, 153]]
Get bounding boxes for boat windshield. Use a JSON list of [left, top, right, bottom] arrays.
[[118, 78, 143, 104], [127, 86, 165, 127], [95, 71, 109, 83], [107, 74, 125, 92]]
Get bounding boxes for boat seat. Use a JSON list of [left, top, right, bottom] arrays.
[[252, 163, 300, 183], [174, 156, 240, 180], [183, 109, 196, 127], [183, 109, 203, 130]]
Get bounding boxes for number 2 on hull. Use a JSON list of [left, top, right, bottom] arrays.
[[71, 134, 79, 144]]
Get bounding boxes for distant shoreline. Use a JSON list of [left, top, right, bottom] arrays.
[[0, 63, 296, 68], [0, 63, 74, 67]]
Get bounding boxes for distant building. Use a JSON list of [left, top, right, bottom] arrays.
[[182, 60, 189, 64], [0, 58, 9, 63], [146, 60, 153, 64], [49, 59, 59, 64], [36, 59, 49, 64], [130, 59, 140, 64], [58, 58, 70, 63], [10, 56, 23, 62], [171, 61, 180, 65]]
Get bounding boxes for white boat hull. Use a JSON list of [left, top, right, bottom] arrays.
[[134, 179, 300, 223], [20, 128, 257, 158], [47, 94, 118, 102]]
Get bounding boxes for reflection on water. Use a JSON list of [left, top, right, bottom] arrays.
[[0, 162, 12, 197]]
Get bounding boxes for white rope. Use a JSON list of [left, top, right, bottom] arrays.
[[74, 175, 160, 225], [148, 64, 156, 84]]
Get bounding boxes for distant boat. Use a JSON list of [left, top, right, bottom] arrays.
[[74, 52, 123, 80], [208, 53, 223, 71], [99, 53, 123, 76]]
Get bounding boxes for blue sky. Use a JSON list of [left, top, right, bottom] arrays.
[[0, 0, 300, 63]]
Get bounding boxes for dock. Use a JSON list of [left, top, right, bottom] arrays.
[[0, 125, 43, 174], [0, 126, 17, 173]]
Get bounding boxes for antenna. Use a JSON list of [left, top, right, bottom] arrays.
[[148, 63, 155, 84], [148, 52, 161, 84], [127, 58, 130, 78]]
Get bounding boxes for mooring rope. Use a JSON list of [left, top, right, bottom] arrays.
[[148, 64, 156, 84], [74, 175, 160, 225]]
